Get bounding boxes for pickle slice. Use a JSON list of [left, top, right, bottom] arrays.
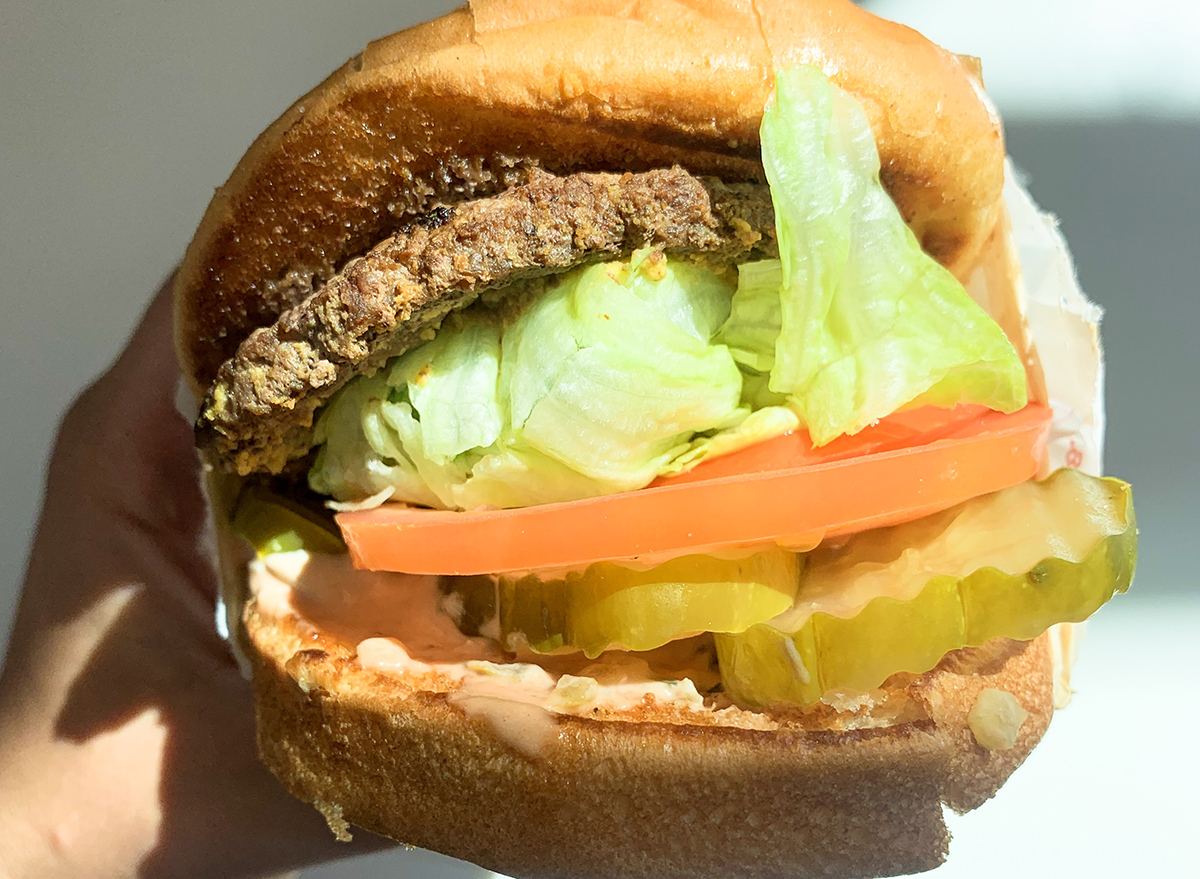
[[439, 574, 497, 638], [232, 486, 346, 557], [715, 469, 1137, 708], [497, 548, 802, 658], [499, 573, 568, 653]]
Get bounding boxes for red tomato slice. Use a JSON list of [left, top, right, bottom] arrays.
[[337, 404, 1052, 575]]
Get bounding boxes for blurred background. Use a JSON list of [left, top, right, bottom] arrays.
[[2, 1, 1196, 877]]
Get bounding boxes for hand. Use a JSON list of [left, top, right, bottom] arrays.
[[0, 277, 387, 878]]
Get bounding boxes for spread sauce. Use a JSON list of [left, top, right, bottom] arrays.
[[251, 550, 1075, 755], [250, 551, 746, 754]]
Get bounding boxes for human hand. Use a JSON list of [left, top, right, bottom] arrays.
[[0, 277, 387, 878]]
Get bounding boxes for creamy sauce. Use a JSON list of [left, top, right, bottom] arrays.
[[772, 477, 1117, 630], [250, 551, 721, 754], [252, 545, 1086, 753], [448, 673, 558, 758], [258, 551, 506, 668]]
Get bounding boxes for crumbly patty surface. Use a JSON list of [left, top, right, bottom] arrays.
[[196, 167, 776, 475]]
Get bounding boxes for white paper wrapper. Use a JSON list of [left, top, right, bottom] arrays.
[[972, 162, 1106, 708], [970, 161, 1106, 479]]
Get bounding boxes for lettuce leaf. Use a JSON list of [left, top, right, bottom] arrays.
[[451, 440, 612, 510], [308, 374, 439, 507], [660, 406, 801, 477], [741, 66, 1027, 446], [387, 319, 504, 465], [720, 259, 783, 374], [503, 259, 743, 488], [309, 251, 747, 508]]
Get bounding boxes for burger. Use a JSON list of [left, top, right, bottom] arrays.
[[174, 2, 1138, 877]]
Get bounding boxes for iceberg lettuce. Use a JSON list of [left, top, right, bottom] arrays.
[[502, 259, 743, 488], [387, 319, 504, 465], [732, 66, 1027, 446], [720, 259, 783, 374], [310, 252, 746, 509], [308, 374, 440, 507]]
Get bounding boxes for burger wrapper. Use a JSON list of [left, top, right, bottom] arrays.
[[968, 163, 1106, 706], [190, 167, 1107, 694], [979, 162, 1106, 479]]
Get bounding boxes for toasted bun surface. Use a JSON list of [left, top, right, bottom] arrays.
[[246, 601, 1052, 879], [175, 0, 1003, 397]]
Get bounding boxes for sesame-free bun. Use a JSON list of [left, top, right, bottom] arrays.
[[245, 598, 1054, 879], [174, 0, 1004, 396]]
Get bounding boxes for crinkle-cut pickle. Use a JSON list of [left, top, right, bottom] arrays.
[[232, 486, 345, 557], [715, 469, 1137, 708], [496, 548, 802, 659]]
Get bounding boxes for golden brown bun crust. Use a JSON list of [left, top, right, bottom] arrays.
[[246, 602, 1053, 878], [175, 0, 1004, 395]]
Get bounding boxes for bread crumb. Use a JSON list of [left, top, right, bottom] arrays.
[[315, 800, 353, 842], [286, 649, 329, 694], [820, 688, 886, 713], [639, 248, 668, 281], [968, 688, 1028, 750]]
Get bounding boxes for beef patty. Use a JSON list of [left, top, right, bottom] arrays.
[[197, 167, 778, 475]]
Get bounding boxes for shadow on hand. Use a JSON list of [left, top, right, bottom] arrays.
[[21, 280, 390, 877]]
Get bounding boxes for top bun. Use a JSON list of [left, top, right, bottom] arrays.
[[174, 0, 1004, 396]]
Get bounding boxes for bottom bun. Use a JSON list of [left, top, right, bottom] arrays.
[[245, 598, 1054, 879]]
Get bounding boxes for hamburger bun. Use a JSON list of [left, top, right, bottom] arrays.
[[246, 592, 1054, 879]]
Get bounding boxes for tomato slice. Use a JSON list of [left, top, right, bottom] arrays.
[[337, 404, 1052, 575]]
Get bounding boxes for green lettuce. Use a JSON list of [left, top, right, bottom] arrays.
[[720, 259, 783, 374], [727, 66, 1027, 446], [659, 405, 801, 476], [502, 258, 743, 488], [310, 251, 747, 509], [387, 319, 504, 465], [308, 373, 440, 507]]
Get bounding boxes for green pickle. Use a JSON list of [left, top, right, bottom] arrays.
[[232, 486, 346, 557], [715, 469, 1137, 708], [496, 548, 802, 658], [499, 574, 568, 653], [443, 575, 500, 638]]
